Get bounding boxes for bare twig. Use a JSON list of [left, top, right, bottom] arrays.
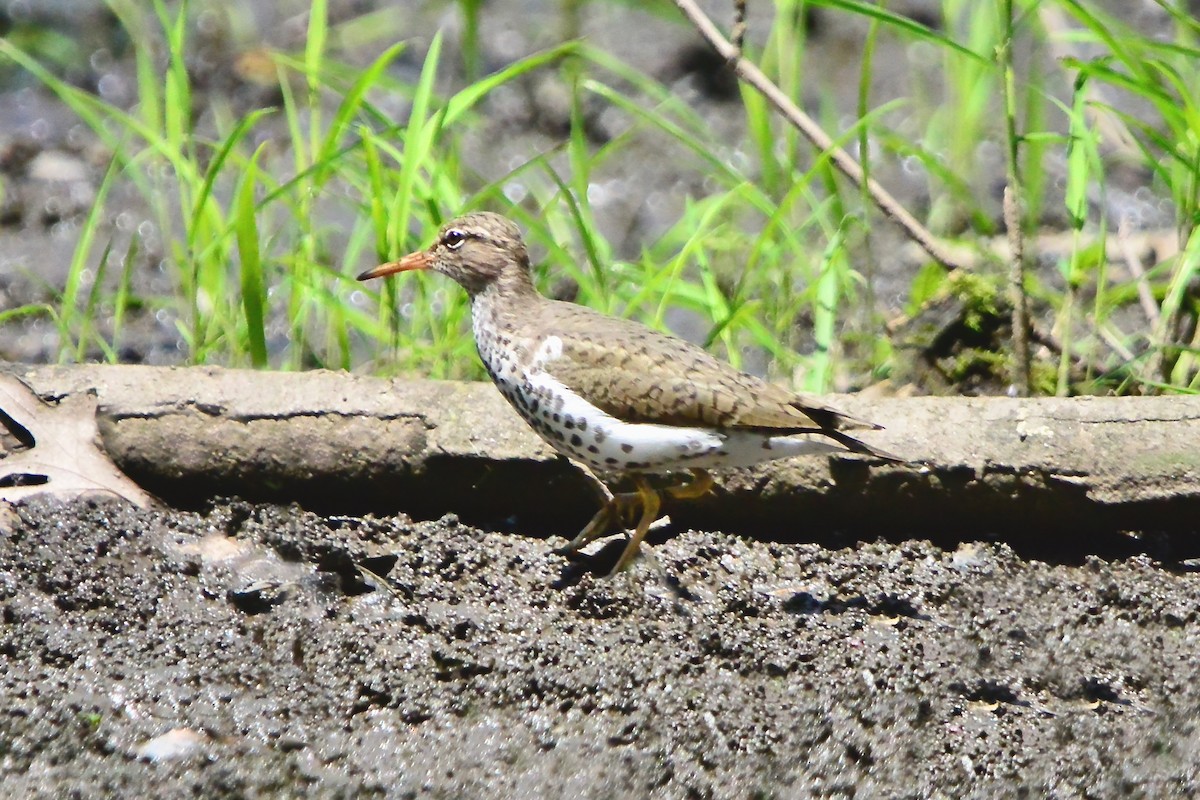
[[1004, 187, 1033, 395], [1094, 321, 1137, 363], [671, 0, 968, 272], [1117, 215, 1162, 326], [999, 0, 1032, 396], [731, 0, 747, 54]]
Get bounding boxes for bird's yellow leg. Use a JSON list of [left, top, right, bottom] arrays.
[[609, 476, 662, 574], [664, 468, 714, 501], [559, 468, 707, 565], [558, 490, 641, 555]]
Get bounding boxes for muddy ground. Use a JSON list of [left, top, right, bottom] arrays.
[[3, 494, 1199, 798]]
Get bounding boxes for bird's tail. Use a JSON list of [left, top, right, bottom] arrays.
[[819, 428, 904, 462], [787, 424, 902, 462], [788, 395, 883, 432]]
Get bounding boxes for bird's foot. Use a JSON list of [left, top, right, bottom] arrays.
[[664, 468, 714, 501], [609, 477, 662, 575], [557, 470, 714, 574], [555, 489, 643, 558], [606, 470, 712, 574]]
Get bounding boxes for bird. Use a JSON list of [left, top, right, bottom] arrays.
[[358, 212, 895, 574]]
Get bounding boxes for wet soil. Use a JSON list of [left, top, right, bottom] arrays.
[[3, 495, 1198, 798]]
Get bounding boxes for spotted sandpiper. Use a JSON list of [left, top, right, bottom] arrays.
[[359, 212, 895, 573]]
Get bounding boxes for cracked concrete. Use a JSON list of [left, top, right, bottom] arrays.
[[6, 364, 1199, 544]]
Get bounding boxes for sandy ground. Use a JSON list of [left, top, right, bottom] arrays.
[[3, 494, 1199, 798]]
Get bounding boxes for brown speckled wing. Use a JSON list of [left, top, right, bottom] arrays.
[[530, 301, 873, 434]]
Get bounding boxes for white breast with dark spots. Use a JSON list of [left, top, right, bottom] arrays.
[[477, 332, 841, 473]]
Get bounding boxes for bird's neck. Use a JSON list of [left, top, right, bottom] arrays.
[[470, 269, 543, 336]]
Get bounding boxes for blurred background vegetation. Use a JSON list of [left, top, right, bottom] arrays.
[[0, 0, 1196, 396]]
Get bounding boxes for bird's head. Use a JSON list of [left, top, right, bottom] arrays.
[[357, 212, 530, 297]]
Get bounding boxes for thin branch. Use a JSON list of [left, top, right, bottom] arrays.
[[671, 0, 968, 272], [1117, 215, 1161, 327], [1000, 0, 1032, 396], [731, 0, 747, 54], [1004, 187, 1033, 395]]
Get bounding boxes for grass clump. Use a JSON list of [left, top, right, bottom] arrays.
[[0, 0, 1195, 397]]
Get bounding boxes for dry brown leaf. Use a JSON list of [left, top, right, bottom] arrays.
[[0, 373, 154, 507]]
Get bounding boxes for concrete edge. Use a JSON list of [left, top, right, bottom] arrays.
[[4, 363, 1200, 537]]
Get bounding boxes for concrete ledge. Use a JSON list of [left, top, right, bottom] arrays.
[[7, 363, 1200, 536]]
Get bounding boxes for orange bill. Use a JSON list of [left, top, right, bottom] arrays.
[[356, 250, 431, 281]]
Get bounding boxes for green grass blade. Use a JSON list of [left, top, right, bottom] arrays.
[[185, 107, 273, 253], [812, 0, 989, 63], [806, 226, 849, 393], [235, 144, 270, 368], [306, 0, 329, 162], [315, 41, 408, 185], [445, 45, 579, 129], [388, 30, 445, 255], [111, 235, 140, 361], [58, 157, 120, 362]]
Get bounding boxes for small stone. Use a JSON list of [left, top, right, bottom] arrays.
[[28, 151, 89, 183], [136, 728, 207, 762]]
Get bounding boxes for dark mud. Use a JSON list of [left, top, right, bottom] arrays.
[[3, 495, 1198, 798]]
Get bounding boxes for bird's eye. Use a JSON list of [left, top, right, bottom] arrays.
[[443, 229, 467, 249]]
